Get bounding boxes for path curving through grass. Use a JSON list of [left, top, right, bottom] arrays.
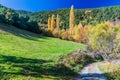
[[75, 63, 106, 80]]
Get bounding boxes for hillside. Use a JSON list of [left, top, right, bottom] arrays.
[[0, 24, 85, 79], [0, 4, 39, 34], [30, 6, 120, 28], [1, 4, 120, 31]]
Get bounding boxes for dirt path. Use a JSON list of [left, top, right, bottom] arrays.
[[74, 63, 106, 80]]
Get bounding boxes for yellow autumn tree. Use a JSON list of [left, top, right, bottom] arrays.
[[69, 5, 75, 36], [53, 14, 60, 37], [56, 14, 60, 33], [74, 23, 83, 42], [60, 29, 68, 40], [47, 17, 51, 31], [51, 14, 55, 32]]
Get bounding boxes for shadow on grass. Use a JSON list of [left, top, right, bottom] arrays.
[[0, 24, 48, 41], [0, 55, 77, 79]]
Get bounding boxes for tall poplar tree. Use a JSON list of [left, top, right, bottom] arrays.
[[47, 17, 51, 30], [51, 14, 55, 32], [69, 5, 75, 35], [56, 14, 60, 33]]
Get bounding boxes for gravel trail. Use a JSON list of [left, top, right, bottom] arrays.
[[74, 63, 106, 80]]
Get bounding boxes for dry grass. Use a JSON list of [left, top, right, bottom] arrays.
[[99, 62, 120, 80]]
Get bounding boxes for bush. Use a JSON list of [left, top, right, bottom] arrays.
[[87, 22, 120, 60]]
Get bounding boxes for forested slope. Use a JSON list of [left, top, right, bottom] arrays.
[[30, 6, 120, 28], [0, 4, 120, 32]]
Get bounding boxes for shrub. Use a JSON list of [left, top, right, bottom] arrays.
[[87, 22, 120, 60]]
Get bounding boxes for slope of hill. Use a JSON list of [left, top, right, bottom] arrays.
[[1, 4, 120, 31], [0, 24, 85, 79], [0, 4, 39, 34]]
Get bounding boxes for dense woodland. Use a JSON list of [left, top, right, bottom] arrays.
[[31, 6, 120, 28], [1, 4, 120, 31]]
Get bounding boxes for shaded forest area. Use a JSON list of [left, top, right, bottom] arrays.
[[0, 4, 40, 33]]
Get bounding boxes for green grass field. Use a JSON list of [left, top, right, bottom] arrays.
[[0, 24, 85, 80]]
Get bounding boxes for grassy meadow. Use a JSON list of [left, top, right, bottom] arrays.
[[0, 24, 85, 80]]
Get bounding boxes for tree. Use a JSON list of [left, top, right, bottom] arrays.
[[47, 17, 51, 30], [51, 14, 55, 32], [73, 23, 83, 42], [69, 5, 75, 35], [56, 14, 60, 33], [87, 22, 120, 60]]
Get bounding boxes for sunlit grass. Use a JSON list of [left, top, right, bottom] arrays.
[[0, 24, 85, 79]]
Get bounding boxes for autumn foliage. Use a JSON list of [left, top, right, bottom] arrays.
[[46, 5, 88, 43], [47, 5, 120, 60], [46, 5, 120, 60]]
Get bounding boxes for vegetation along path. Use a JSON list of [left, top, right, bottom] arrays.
[[75, 63, 106, 80]]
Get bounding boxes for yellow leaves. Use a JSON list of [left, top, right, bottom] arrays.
[[77, 23, 83, 30], [47, 14, 60, 37], [5, 12, 12, 19], [56, 14, 60, 31], [85, 10, 92, 14], [100, 62, 120, 73], [114, 31, 120, 48], [73, 35, 80, 41], [71, 23, 88, 43], [47, 17, 51, 31], [69, 5, 75, 35], [87, 22, 113, 49], [87, 21, 120, 58], [46, 5, 120, 48], [51, 14, 55, 32], [60, 29, 68, 40], [52, 29, 59, 37], [115, 24, 120, 31]]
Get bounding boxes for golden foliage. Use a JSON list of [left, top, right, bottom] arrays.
[[85, 10, 92, 14], [69, 5, 75, 35], [51, 14, 55, 32], [60, 29, 68, 40], [47, 17, 51, 31], [56, 14, 60, 31]]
